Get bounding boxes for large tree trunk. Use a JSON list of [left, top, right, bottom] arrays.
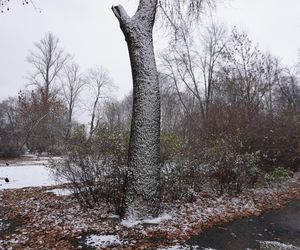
[[112, 0, 161, 219]]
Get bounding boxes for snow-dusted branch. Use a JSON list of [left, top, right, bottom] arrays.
[[111, 5, 129, 22]]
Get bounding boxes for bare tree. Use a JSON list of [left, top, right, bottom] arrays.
[[159, 73, 183, 132], [27, 33, 70, 99], [199, 23, 227, 116], [112, 1, 162, 219], [61, 62, 85, 139], [160, 22, 226, 121], [102, 100, 123, 131], [275, 66, 300, 115], [217, 28, 267, 111], [262, 54, 281, 116], [112, 0, 213, 218], [23, 33, 70, 153], [85, 66, 113, 138]]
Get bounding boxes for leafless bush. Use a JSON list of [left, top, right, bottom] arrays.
[[161, 160, 210, 202], [49, 125, 128, 215]]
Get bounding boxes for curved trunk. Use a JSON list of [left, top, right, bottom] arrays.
[[112, 0, 161, 219]]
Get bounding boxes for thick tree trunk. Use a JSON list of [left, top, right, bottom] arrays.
[[112, 0, 161, 219]]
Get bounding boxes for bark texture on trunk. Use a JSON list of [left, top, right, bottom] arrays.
[[112, 0, 161, 219]]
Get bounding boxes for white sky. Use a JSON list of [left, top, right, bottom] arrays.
[[0, 0, 299, 102]]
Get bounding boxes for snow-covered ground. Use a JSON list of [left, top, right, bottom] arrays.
[[1, 157, 299, 250], [258, 241, 300, 250], [121, 212, 172, 227], [46, 188, 72, 196], [0, 157, 62, 190], [158, 245, 202, 250], [84, 234, 137, 248]]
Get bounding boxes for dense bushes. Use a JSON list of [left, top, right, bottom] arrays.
[[161, 160, 209, 202], [0, 129, 21, 157], [265, 167, 293, 185], [50, 113, 298, 211], [203, 139, 261, 195], [160, 137, 262, 200]]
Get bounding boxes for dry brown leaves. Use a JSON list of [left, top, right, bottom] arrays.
[[0, 174, 299, 249]]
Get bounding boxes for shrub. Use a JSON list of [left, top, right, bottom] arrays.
[[160, 132, 209, 202], [204, 139, 261, 195], [160, 132, 182, 163], [0, 128, 21, 158], [49, 125, 128, 215], [265, 167, 293, 185], [161, 159, 210, 202]]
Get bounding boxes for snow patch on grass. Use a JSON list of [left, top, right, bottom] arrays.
[[85, 234, 135, 248], [0, 164, 64, 190], [46, 188, 72, 196], [0, 157, 67, 190], [158, 246, 190, 250], [158, 246, 216, 250], [258, 240, 300, 250], [121, 217, 141, 227], [86, 234, 121, 247], [144, 213, 172, 224], [121, 212, 172, 227], [107, 214, 120, 219]]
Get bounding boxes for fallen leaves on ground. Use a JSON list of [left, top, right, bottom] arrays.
[[0, 173, 299, 250]]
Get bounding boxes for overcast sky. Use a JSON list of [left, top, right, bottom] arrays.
[[0, 0, 299, 102]]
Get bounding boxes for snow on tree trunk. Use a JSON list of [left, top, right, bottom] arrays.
[[112, 0, 161, 219]]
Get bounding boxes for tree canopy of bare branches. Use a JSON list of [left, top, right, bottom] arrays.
[[27, 33, 70, 98], [61, 62, 85, 139], [84, 66, 113, 138]]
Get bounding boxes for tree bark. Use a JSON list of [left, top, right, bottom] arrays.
[[112, 0, 161, 219]]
